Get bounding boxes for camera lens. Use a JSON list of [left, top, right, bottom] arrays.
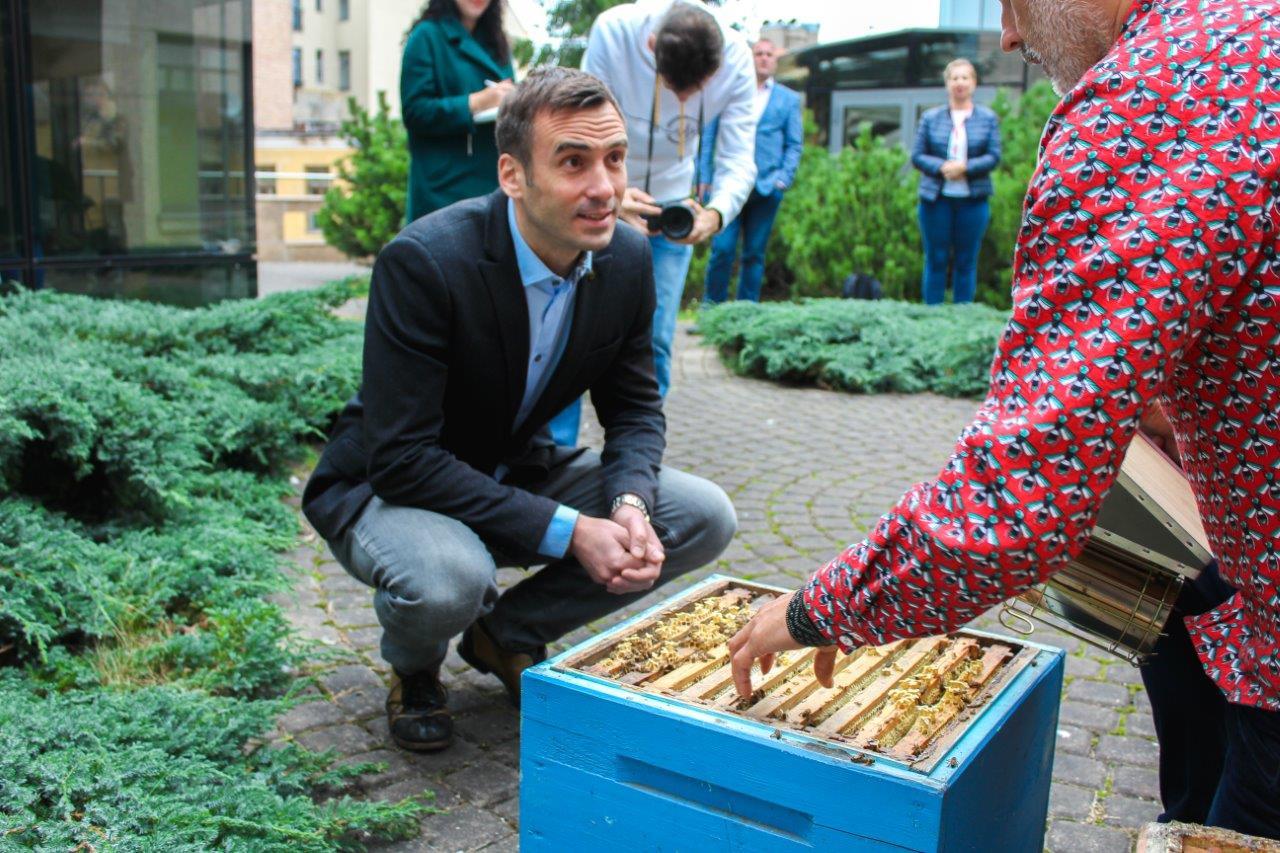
[[658, 204, 694, 240]]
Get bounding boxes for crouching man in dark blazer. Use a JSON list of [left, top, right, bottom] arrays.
[[302, 67, 737, 753]]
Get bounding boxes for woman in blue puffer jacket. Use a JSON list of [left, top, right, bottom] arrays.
[[911, 58, 1002, 305]]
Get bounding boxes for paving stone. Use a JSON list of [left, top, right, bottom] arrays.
[[1068, 679, 1132, 708], [1048, 783, 1097, 820], [1101, 793, 1161, 828], [418, 804, 512, 850], [346, 626, 385, 648], [400, 736, 485, 778], [337, 749, 421, 790], [322, 664, 385, 695], [481, 738, 520, 769], [1111, 765, 1161, 800], [335, 687, 386, 721], [474, 834, 520, 852], [1065, 655, 1104, 679], [278, 699, 348, 734], [1126, 710, 1157, 738], [490, 796, 519, 830], [1045, 820, 1132, 853], [1058, 700, 1121, 733], [1054, 725, 1094, 756], [1095, 734, 1159, 767], [297, 723, 381, 756], [367, 775, 447, 806], [1051, 752, 1108, 789], [443, 759, 519, 807], [454, 708, 518, 747]]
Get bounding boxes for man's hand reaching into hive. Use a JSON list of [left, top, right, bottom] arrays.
[[570, 514, 663, 595], [728, 592, 838, 700]]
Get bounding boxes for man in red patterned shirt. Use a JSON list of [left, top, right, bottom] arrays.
[[730, 0, 1280, 837]]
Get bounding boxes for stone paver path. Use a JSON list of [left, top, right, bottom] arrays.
[[278, 325, 1161, 852]]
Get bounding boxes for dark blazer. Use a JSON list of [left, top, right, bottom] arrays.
[[302, 190, 665, 564], [911, 104, 1001, 202], [400, 18, 514, 221], [699, 82, 804, 197]]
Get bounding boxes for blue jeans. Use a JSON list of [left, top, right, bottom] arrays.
[[1139, 561, 1280, 840], [325, 450, 737, 676], [704, 189, 784, 304], [918, 195, 989, 305], [650, 235, 694, 397]]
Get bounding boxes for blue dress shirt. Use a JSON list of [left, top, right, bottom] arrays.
[[505, 198, 593, 559]]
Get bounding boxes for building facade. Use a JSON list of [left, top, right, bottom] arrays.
[[758, 20, 819, 53], [787, 28, 1040, 153], [252, 0, 531, 263], [1, 0, 256, 303], [938, 0, 1002, 30]]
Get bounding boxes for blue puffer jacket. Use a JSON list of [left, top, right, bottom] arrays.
[[911, 104, 1002, 201]]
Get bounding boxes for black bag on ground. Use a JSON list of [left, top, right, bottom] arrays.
[[841, 272, 883, 300]]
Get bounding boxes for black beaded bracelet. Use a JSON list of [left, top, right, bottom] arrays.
[[786, 591, 834, 647]]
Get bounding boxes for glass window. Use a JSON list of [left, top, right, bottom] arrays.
[[315, 0, 322, 11], [292, 48, 303, 87], [257, 164, 277, 195], [339, 0, 349, 21], [315, 49, 324, 85], [0, 0, 20, 261], [28, 0, 252, 261], [305, 165, 329, 196], [292, 0, 303, 31], [338, 51, 351, 91], [843, 104, 904, 147]]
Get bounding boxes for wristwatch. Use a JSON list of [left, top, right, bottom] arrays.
[[610, 493, 650, 522]]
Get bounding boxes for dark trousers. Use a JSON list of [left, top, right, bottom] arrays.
[[703, 188, 785, 304], [918, 195, 989, 305], [1139, 561, 1280, 840]]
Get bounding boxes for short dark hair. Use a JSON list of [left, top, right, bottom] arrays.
[[496, 67, 623, 168], [653, 2, 723, 93]]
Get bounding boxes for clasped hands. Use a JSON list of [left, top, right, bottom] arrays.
[[570, 504, 665, 595], [939, 160, 967, 181]]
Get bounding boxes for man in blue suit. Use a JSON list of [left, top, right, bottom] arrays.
[[699, 38, 803, 303]]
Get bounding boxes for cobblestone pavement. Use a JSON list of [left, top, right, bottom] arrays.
[[277, 325, 1161, 852]]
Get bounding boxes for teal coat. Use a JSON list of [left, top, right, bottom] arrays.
[[400, 18, 513, 222]]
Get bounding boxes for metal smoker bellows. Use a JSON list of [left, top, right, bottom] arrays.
[[999, 434, 1213, 665]]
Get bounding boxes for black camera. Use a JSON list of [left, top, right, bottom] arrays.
[[643, 200, 695, 240]]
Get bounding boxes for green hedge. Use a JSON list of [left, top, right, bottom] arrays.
[[698, 298, 1009, 398], [0, 283, 426, 849]]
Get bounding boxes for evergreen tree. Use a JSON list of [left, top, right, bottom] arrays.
[[315, 92, 409, 260]]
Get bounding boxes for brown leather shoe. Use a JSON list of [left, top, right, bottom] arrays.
[[457, 620, 545, 708], [386, 669, 452, 752]]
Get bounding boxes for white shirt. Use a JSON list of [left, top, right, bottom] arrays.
[[583, 0, 757, 226], [753, 77, 774, 125], [942, 107, 972, 198]]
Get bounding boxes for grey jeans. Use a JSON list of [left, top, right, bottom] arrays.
[[326, 450, 737, 675]]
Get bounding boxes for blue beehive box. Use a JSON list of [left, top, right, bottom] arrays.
[[521, 576, 1065, 852]]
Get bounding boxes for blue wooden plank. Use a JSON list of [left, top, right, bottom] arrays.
[[521, 672, 943, 851], [936, 650, 1064, 852]]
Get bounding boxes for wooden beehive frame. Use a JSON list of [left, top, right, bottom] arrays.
[[556, 578, 1038, 773]]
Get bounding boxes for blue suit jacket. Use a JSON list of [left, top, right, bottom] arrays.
[[911, 104, 1001, 201], [699, 81, 803, 198]]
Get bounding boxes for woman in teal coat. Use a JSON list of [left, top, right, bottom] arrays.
[[401, 0, 514, 222]]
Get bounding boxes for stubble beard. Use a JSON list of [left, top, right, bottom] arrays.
[[1020, 0, 1118, 95]]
